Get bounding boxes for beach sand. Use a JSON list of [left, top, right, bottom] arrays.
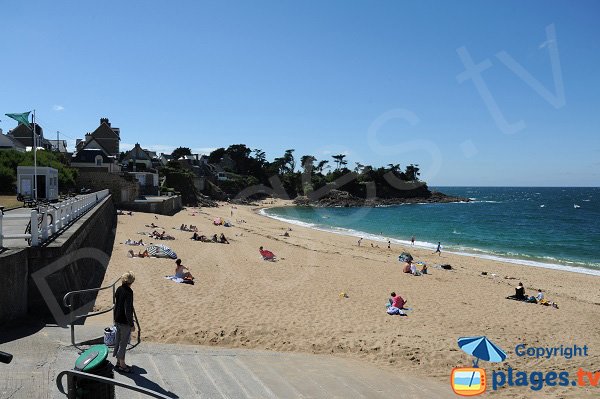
[[95, 200, 600, 398]]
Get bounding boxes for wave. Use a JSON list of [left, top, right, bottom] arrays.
[[260, 209, 600, 277]]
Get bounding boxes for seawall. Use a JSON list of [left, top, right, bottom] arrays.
[[120, 195, 182, 216], [0, 195, 116, 325]]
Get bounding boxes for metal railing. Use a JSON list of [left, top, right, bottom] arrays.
[[63, 277, 141, 352], [56, 370, 172, 399], [0, 189, 110, 248]]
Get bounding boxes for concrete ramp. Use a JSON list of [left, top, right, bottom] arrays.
[[2, 325, 455, 398]]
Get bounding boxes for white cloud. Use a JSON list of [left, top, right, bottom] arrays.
[[53, 105, 65, 111]]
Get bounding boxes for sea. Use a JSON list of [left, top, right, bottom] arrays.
[[262, 187, 600, 276]]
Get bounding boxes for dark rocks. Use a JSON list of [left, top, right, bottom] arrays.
[[293, 189, 470, 207]]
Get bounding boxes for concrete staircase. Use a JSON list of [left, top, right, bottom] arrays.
[[1, 324, 455, 399]]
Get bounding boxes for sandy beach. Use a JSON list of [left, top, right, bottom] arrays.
[[95, 200, 600, 398]]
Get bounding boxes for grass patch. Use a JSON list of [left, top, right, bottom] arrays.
[[0, 195, 22, 209]]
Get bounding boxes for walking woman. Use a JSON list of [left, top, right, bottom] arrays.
[[113, 271, 136, 373]]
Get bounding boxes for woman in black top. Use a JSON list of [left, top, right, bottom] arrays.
[[113, 271, 135, 373]]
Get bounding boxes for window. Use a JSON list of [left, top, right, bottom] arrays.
[[95, 155, 103, 166]]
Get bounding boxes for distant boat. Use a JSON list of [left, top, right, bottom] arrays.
[[540, 205, 545, 208], [574, 204, 581, 209]]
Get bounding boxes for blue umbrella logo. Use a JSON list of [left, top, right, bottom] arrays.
[[457, 336, 507, 388]]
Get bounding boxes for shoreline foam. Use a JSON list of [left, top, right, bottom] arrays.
[[260, 208, 600, 276]]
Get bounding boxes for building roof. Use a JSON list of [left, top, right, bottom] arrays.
[[124, 143, 153, 161], [0, 133, 26, 150], [71, 148, 114, 164]]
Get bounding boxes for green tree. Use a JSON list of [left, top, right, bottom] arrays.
[[171, 147, 192, 159], [208, 147, 226, 164], [332, 154, 347, 171], [300, 155, 316, 174], [283, 149, 296, 172]]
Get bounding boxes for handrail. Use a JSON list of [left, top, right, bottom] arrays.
[[63, 277, 141, 352], [0, 189, 110, 247], [56, 369, 172, 399]]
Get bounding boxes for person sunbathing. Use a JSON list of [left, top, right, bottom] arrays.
[[175, 259, 194, 280], [128, 249, 149, 258], [212, 234, 218, 243], [125, 238, 144, 246], [506, 282, 526, 301], [219, 233, 229, 244]]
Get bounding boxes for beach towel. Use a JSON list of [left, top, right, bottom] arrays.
[[386, 306, 406, 316], [165, 275, 194, 285]]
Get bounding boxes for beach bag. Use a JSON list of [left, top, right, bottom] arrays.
[[104, 326, 117, 347]]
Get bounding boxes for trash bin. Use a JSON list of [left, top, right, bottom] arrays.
[[73, 344, 115, 399]]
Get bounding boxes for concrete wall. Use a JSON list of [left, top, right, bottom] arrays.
[[76, 170, 138, 203], [0, 195, 117, 325], [0, 249, 29, 322], [120, 195, 182, 216]]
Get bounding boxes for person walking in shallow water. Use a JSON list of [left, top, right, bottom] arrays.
[[434, 242, 442, 256], [411, 236, 415, 246]]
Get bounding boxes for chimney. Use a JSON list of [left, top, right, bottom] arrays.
[[100, 117, 111, 127]]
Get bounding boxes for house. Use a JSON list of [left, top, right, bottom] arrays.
[[71, 148, 119, 172], [159, 153, 173, 166], [6, 123, 52, 150], [123, 143, 153, 171], [75, 118, 120, 156], [0, 130, 26, 152]]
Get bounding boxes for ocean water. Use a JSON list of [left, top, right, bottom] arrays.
[[263, 187, 600, 275]]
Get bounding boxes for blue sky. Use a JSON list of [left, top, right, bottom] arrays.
[[1, 0, 598, 186]]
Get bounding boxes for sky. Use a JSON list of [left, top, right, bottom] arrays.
[[0, 0, 598, 186]]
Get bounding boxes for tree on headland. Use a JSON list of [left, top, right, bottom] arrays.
[[315, 160, 329, 173], [301, 155, 317, 174], [332, 154, 347, 171], [284, 149, 296, 173], [171, 147, 192, 160]]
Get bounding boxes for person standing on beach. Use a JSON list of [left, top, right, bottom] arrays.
[[358, 238, 363, 246], [434, 242, 442, 256], [411, 236, 415, 246], [113, 271, 136, 373]]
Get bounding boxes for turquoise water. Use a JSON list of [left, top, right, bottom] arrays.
[[263, 187, 600, 275]]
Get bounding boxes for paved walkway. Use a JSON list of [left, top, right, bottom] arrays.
[[0, 207, 36, 249], [0, 323, 456, 399]]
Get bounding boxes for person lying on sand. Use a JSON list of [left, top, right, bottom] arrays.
[[212, 234, 218, 243], [128, 249, 149, 258], [124, 239, 144, 246], [219, 233, 229, 244], [191, 232, 211, 242], [175, 259, 194, 280]]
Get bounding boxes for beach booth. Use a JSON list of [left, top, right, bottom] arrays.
[[17, 166, 59, 201]]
